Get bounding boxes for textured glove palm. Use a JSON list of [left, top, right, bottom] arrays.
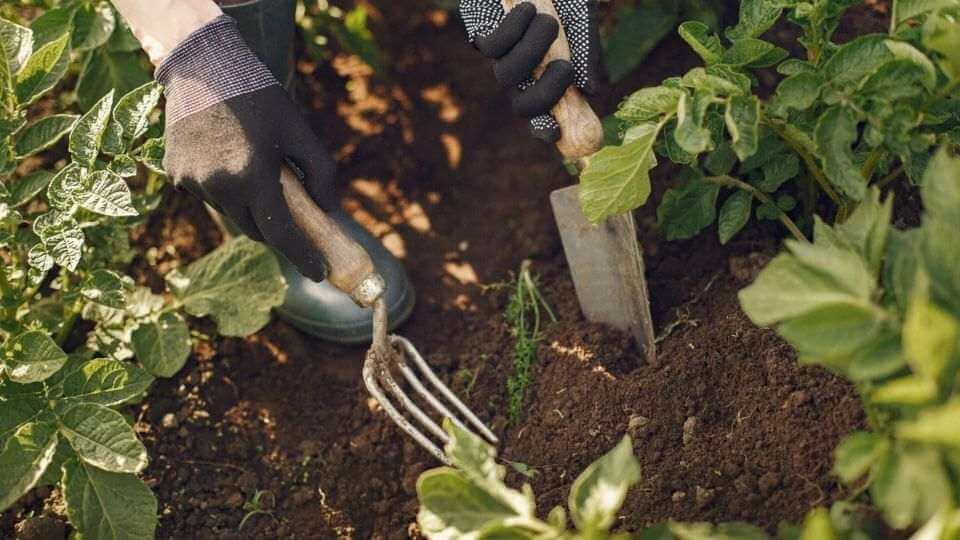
[[158, 15, 335, 282], [460, 0, 599, 141]]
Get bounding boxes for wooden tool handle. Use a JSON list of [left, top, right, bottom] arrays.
[[500, 0, 603, 160], [279, 165, 384, 307]]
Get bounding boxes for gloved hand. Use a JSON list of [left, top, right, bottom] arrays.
[[157, 15, 334, 282], [460, 0, 600, 142]]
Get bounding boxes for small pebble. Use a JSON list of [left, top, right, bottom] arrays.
[[161, 413, 178, 429], [672, 491, 687, 503], [682, 416, 698, 445]]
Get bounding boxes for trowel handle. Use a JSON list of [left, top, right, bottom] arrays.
[[279, 165, 385, 308], [500, 0, 603, 160]]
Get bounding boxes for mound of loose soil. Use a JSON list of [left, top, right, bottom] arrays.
[[3, 1, 881, 538]]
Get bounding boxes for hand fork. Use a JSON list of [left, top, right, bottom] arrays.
[[279, 165, 498, 464]]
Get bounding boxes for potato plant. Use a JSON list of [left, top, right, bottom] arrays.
[[0, 7, 287, 538], [740, 148, 960, 537], [580, 0, 960, 245]]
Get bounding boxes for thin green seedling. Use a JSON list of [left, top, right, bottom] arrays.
[[238, 490, 276, 532], [505, 260, 556, 424]]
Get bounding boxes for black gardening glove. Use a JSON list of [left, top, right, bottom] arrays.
[[157, 15, 335, 282], [460, 0, 600, 141]]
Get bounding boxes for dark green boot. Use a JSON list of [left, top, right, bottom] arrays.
[[219, 0, 415, 342]]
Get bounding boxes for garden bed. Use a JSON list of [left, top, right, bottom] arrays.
[[3, 0, 888, 538]]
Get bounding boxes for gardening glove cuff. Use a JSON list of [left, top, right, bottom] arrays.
[[156, 14, 278, 125], [460, 1, 600, 142], [157, 15, 338, 283]]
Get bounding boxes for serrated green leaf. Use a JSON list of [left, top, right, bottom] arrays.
[[0, 421, 58, 512], [0, 19, 33, 74], [76, 48, 151, 111], [616, 86, 684, 124], [63, 458, 158, 540], [15, 32, 69, 106], [78, 170, 137, 217], [8, 170, 53, 207], [718, 190, 752, 244], [112, 81, 162, 146], [13, 113, 77, 158], [726, 0, 783, 40], [57, 358, 153, 407], [657, 177, 720, 241], [57, 402, 146, 473], [579, 125, 658, 224], [679, 21, 723, 65], [725, 95, 759, 161], [131, 312, 191, 378], [70, 89, 114, 167], [166, 237, 287, 336], [2, 330, 67, 384], [71, 1, 115, 51], [568, 436, 640, 532], [815, 106, 866, 201], [720, 38, 787, 68]]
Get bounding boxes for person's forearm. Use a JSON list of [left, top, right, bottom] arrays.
[[110, 0, 223, 65]]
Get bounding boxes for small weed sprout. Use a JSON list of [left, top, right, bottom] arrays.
[[238, 490, 275, 532], [505, 260, 556, 423]]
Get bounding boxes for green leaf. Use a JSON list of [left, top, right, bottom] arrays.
[[871, 446, 953, 529], [757, 154, 800, 192], [769, 72, 823, 117], [28, 6, 75, 49], [892, 0, 960, 28], [885, 40, 937, 91], [579, 124, 659, 223], [111, 81, 162, 146], [872, 375, 938, 405], [13, 114, 77, 158], [2, 330, 67, 384], [720, 38, 787, 68], [109, 154, 137, 178], [679, 21, 723, 65], [568, 436, 640, 532], [924, 11, 960, 80], [704, 142, 737, 176], [0, 421, 58, 512], [166, 237, 287, 336], [779, 304, 884, 358], [896, 399, 960, 448], [833, 431, 888, 483], [902, 295, 958, 380], [45, 164, 83, 211], [0, 395, 46, 445], [725, 95, 760, 161], [604, 4, 678, 82], [778, 59, 816, 76], [63, 458, 158, 540], [76, 48, 151, 112], [718, 190, 752, 244], [922, 148, 960, 229], [833, 189, 893, 274], [57, 358, 153, 406], [57, 402, 147, 473], [15, 32, 70, 106], [799, 508, 838, 540], [726, 0, 783, 40], [858, 59, 928, 101], [8, 170, 53, 207], [416, 469, 531, 538], [657, 177, 720, 241], [78, 170, 137, 217], [676, 90, 713, 154], [81, 269, 128, 309], [823, 35, 894, 90], [131, 312, 191, 378], [0, 19, 33, 74], [70, 89, 114, 167], [135, 137, 165, 175], [681, 67, 747, 96], [815, 106, 866, 201], [616, 87, 683, 124], [71, 1, 116, 51]]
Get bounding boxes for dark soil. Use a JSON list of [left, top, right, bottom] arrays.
[[4, 1, 882, 538]]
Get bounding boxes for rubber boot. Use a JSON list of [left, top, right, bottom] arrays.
[[217, 0, 415, 343]]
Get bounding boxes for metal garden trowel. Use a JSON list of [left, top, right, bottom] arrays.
[[501, 0, 656, 364]]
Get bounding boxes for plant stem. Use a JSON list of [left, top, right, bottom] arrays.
[[704, 175, 808, 243], [860, 148, 883, 181], [875, 165, 905, 190]]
